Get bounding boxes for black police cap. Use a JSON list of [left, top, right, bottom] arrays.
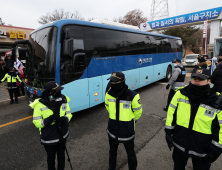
[[44, 81, 64, 91], [191, 68, 211, 80], [107, 71, 125, 82]]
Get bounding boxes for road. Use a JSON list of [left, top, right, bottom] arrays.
[[0, 67, 221, 170]]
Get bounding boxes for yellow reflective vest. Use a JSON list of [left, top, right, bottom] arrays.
[[165, 87, 222, 157], [105, 88, 142, 143], [1, 73, 21, 89], [30, 95, 72, 145]]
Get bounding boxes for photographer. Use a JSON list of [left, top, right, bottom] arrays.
[[30, 81, 72, 170]]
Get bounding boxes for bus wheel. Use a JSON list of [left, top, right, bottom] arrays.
[[165, 66, 172, 82], [106, 82, 111, 93]]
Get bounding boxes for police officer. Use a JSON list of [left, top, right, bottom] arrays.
[[105, 72, 142, 170], [30, 81, 72, 170], [163, 59, 186, 111], [0, 67, 21, 104], [165, 68, 222, 170]]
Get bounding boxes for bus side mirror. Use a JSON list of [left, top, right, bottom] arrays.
[[63, 38, 73, 57]]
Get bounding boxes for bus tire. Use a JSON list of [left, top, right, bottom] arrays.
[[165, 66, 172, 82], [106, 82, 111, 93]]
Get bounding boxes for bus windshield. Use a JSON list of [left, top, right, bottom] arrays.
[[26, 26, 57, 88]]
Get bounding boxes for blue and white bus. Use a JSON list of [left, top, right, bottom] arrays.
[[12, 19, 182, 113]]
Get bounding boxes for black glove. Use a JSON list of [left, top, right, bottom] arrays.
[[166, 84, 170, 90], [0, 81, 2, 83], [48, 113, 60, 121], [55, 116, 67, 125], [165, 134, 173, 151]]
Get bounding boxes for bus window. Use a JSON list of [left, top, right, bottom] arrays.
[[176, 40, 183, 52], [92, 28, 124, 57], [145, 35, 157, 54], [61, 26, 86, 85], [124, 33, 143, 55]]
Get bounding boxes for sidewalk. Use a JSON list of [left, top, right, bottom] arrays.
[[121, 127, 222, 170]]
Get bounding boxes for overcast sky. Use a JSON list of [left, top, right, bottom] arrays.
[[1, 0, 222, 29]]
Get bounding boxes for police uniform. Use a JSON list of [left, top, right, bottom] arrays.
[[164, 59, 186, 111], [165, 68, 222, 170], [30, 81, 72, 170], [1, 67, 21, 104], [105, 72, 142, 170]]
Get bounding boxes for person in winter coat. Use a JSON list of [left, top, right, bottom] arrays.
[[163, 59, 186, 111], [4, 54, 13, 73], [30, 81, 72, 170], [105, 71, 142, 170], [0, 59, 5, 80], [0, 67, 22, 104], [196, 58, 208, 69], [211, 62, 222, 93], [17, 73, 25, 96], [165, 68, 222, 170]]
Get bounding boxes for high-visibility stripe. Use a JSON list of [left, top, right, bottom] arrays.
[[120, 100, 131, 104], [41, 107, 49, 111], [178, 98, 190, 104], [200, 104, 221, 113], [118, 135, 135, 141], [66, 111, 71, 114], [33, 116, 42, 120], [105, 103, 109, 106], [165, 125, 175, 129], [188, 150, 206, 157], [107, 130, 116, 139], [212, 140, 222, 149], [169, 103, 177, 109], [41, 139, 59, 144], [173, 141, 185, 152], [107, 130, 134, 141], [41, 120, 45, 127], [63, 131, 69, 138], [133, 106, 142, 111], [219, 120, 222, 124], [108, 99, 116, 102], [55, 98, 62, 102]]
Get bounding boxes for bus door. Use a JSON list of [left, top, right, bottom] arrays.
[[61, 26, 89, 112]]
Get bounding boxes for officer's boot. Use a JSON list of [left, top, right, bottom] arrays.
[[10, 100, 14, 104]]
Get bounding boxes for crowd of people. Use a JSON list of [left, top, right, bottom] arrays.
[[0, 53, 25, 103]]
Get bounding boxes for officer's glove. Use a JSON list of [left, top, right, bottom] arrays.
[[0, 81, 2, 83], [166, 84, 170, 90], [204, 154, 220, 163], [48, 113, 60, 121], [165, 134, 173, 151], [55, 116, 67, 126]]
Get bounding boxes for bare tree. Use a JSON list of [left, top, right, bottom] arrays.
[[114, 9, 148, 27], [0, 17, 5, 25], [87, 17, 96, 22], [38, 8, 84, 25]]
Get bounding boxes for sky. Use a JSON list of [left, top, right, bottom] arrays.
[[1, 0, 222, 29]]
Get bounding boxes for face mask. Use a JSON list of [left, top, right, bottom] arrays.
[[174, 63, 177, 66], [110, 81, 126, 93]]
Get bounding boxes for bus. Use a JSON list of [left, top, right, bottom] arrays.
[[11, 19, 182, 113]]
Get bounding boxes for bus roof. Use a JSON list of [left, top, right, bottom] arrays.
[[32, 19, 181, 40]]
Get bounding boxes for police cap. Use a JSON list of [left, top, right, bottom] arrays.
[[107, 71, 125, 82]]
